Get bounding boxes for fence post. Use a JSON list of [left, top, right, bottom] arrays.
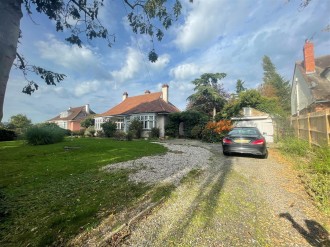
[[307, 113, 312, 147], [296, 117, 299, 139]]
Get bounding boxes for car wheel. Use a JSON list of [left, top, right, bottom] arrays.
[[260, 150, 268, 159], [223, 151, 229, 156]]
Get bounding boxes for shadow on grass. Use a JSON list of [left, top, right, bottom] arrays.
[[153, 145, 233, 243], [279, 213, 330, 247]]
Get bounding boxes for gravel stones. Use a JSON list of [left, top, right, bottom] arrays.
[[102, 142, 212, 185]]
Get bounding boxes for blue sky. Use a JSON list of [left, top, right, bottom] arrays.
[[3, 0, 330, 123]]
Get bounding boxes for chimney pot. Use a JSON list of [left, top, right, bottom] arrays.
[[303, 40, 315, 74]]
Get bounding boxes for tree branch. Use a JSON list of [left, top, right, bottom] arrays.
[[70, 0, 92, 17], [123, 0, 144, 9], [16, 53, 26, 69]]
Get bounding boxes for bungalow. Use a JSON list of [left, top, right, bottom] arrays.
[[95, 84, 180, 138], [48, 104, 96, 131], [291, 40, 330, 116]]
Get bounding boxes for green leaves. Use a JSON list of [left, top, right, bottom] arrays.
[[126, 0, 183, 62], [148, 49, 158, 62], [261, 55, 291, 115], [187, 73, 228, 117]]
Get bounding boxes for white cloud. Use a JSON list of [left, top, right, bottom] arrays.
[[170, 63, 201, 80], [111, 47, 143, 83], [37, 35, 101, 71], [149, 54, 171, 70], [74, 80, 100, 97], [174, 0, 248, 51]]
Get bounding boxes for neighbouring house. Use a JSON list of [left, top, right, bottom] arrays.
[[95, 84, 180, 138], [291, 40, 330, 116], [48, 104, 96, 131], [231, 107, 274, 143]]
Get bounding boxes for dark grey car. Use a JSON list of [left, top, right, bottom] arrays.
[[222, 127, 268, 158]]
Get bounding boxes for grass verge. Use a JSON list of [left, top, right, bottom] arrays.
[[278, 138, 330, 214], [0, 138, 166, 246]]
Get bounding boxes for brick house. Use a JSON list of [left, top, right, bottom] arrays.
[[291, 40, 330, 116], [95, 84, 180, 138], [48, 104, 96, 131]]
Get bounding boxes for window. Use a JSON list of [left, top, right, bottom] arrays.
[[132, 114, 156, 130], [57, 121, 67, 129], [116, 119, 124, 130]]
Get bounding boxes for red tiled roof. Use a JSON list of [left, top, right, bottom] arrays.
[[100, 92, 180, 116], [48, 105, 96, 121]]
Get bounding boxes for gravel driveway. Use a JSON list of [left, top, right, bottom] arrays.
[[75, 139, 330, 246]]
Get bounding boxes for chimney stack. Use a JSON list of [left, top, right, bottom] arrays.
[[122, 92, 128, 101], [162, 84, 169, 103], [85, 104, 90, 114], [303, 40, 315, 74], [145, 90, 151, 94]]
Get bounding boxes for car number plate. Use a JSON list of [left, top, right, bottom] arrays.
[[234, 139, 250, 144]]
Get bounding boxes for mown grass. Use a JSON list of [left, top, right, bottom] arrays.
[[0, 138, 166, 246], [279, 138, 330, 214]]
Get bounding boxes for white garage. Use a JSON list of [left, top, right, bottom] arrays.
[[231, 107, 274, 143]]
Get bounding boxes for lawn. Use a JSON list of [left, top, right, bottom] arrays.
[[0, 138, 167, 246]]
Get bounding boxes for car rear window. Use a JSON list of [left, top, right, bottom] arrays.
[[229, 128, 259, 135]]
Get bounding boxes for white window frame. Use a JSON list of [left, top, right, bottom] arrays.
[[115, 119, 124, 130], [131, 114, 156, 130]]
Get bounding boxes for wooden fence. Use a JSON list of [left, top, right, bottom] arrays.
[[291, 109, 330, 146]]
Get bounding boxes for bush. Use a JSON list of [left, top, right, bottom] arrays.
[[113, 131, 126, 141], [95, 130, 105, 137], [129, 119, 143, 139], [84, 126, 95, 137], [201, 128, 223, 142], [0, 128, 17, 141], [126, 131, 133, 141], [101, 121, 117, 137], [149, 127, 160, 139], [280, 137, 310, 156], [165, 111, 208, 138], [201, 120, 232, 143], [190, 125, 203, 139], [25, 125, 65, 145]]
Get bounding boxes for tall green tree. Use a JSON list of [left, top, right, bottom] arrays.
[[262, 55, 291, 114], [187, 73, 228, 118], [235, 79, 246, 94], [0, 0, 184, 121]]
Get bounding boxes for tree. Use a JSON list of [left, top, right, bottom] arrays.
[[8, 113, 32, 135], [187, 73, 228, 119], [217, 89, 285, 120], [0, 0, 184, 121], [80, 118, 95, 128], [261, 55, 291, 114], [235, 79, 246, 94], [9, 113, 32, 129]]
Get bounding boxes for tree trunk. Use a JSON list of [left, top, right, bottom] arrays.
[[0, 0, 22, 122], [213, 107, 216, 122]]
